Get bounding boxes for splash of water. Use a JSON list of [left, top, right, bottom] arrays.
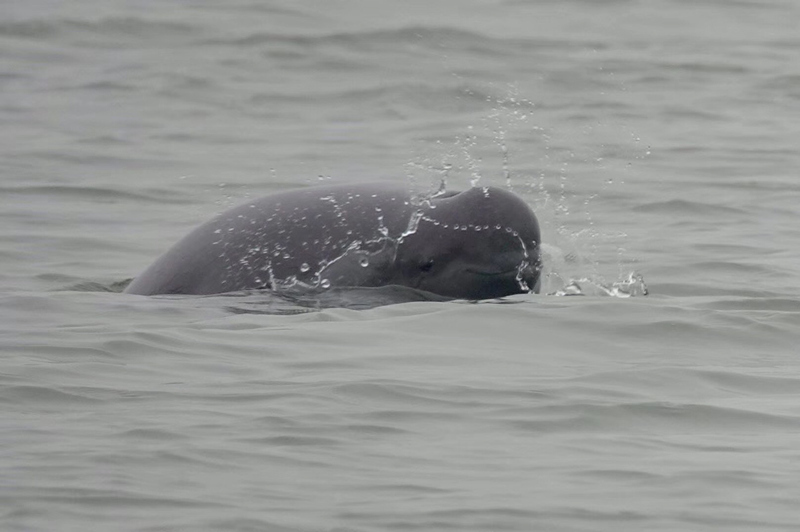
[[549, 272, 648, 298]]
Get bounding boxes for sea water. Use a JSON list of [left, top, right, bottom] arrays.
[[2, 1, 800, 530]]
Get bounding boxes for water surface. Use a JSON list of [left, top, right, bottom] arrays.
[[3, 1, 800, 530]]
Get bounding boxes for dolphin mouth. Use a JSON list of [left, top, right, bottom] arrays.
[[468, 259, 541, 293], [464, 263, 540, 295], [465, 267, 519, 277]]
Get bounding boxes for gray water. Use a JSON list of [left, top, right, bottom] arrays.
[[3, 1, 800, 530]]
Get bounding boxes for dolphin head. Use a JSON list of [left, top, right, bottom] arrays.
[[393, 186, 542, 300]]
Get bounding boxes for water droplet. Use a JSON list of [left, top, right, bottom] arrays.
[[359, 257, 369, 268], [300, 263, 310, 273], [320, 279, 331, 288], [561, 282, 583, 296]]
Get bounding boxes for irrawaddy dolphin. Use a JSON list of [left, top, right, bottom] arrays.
[[124, 182, 542, 300]]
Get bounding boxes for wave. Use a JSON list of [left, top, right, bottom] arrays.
[[0, 16, 197, 45], [202, 25, 605, 54], [632, 199, 748, 216], [0, 185, 192, 204], [0, 385, 104, 405]]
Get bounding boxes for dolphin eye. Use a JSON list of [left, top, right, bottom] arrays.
[[419, 259, 435, 273]]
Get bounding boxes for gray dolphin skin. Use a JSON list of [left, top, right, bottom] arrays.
[[124, 182, 542, 300]]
